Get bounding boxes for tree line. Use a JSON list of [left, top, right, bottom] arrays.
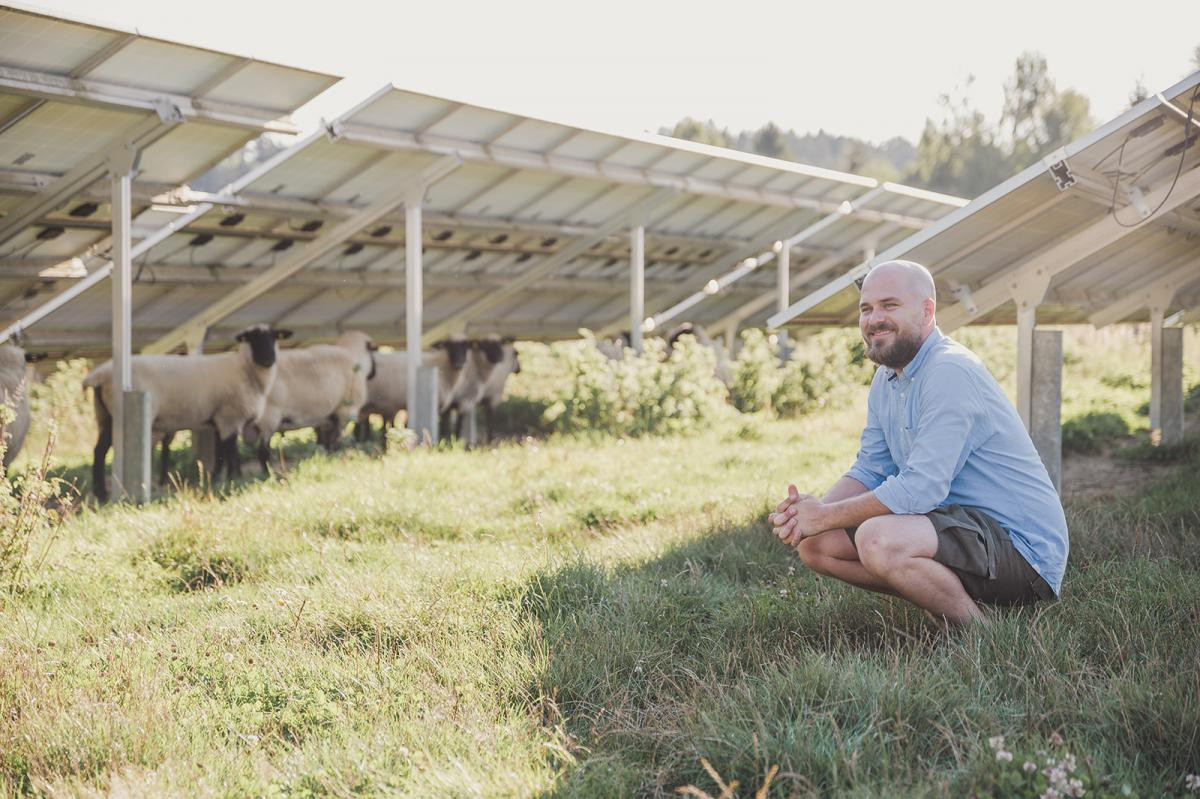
[[663, 48, 1200, 199]]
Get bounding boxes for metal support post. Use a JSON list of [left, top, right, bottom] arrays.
[[108, 144, 139, 499], [405, 187, 436, 443], [1030, 331, 1063, 493], [630, 225, 645, 353]]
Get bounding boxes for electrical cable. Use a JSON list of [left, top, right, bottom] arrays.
[[1110, 86, 1199, 228]]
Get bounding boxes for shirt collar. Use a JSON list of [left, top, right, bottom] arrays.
[[889, 325, 942, 381]]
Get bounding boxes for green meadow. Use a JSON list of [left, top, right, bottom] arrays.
[[1, 325, 1197, 797]]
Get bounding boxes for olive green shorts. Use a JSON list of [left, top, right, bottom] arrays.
[[846, 504, 1055, 606]]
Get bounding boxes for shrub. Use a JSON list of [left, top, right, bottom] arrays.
[[0, 410, 64, 595], [728, 329, 778, 413], [1061, 411, 1130, 454], [25, 358, 93, 462], [536, 333, 731, 437]]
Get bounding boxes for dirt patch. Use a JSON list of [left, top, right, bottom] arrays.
[[1060, 452, 1176, 501]]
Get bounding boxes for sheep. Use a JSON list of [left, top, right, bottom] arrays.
[[244, 330, 377, 471], [84, 324, 289, 501], [354, 336, 472, 447], [0, 344, 47, 470], [666, 323, 733, 387], [478, 338, 520, 443], [440, 335, 513, 445]]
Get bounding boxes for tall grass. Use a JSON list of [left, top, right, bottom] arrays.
[[0, 324, 1196, 795], [0, 401, 1197, 795]]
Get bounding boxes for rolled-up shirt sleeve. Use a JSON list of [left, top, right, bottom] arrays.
[[873, 363, 983, 514], [845, 375, 896, 491]]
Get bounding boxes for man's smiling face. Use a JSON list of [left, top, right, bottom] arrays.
[[858, 262, 935, 371]]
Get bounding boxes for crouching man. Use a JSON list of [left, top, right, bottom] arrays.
[[770, 260, 1067, 626]]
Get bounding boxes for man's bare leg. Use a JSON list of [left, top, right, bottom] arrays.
[[795, 529, 898, 596], [853, 514, 985, 626]]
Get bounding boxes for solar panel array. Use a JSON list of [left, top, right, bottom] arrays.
[[0, 6, 964, 355], [771, 72, 1200, 330]]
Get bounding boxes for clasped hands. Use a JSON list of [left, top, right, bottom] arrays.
[[768, 483, 827, 547]]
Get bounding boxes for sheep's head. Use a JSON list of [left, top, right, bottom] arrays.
[[473, 335, 505, 365], [502, 337, 521, 374], [336, 330, 377, 379], [235, 324, 291, 368], [432, 337, 470, 371]]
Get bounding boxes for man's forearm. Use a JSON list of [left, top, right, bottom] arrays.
[[813, 489, 892, 532], [821, 475, 872, 505]]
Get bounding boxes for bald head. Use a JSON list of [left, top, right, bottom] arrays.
[[858, 260, 937, 370], [861, 260, 936, 305]]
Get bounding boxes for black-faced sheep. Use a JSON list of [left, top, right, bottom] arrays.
[[84, 324, 290, 501], [478, 338, 520, 443], [354, 336, 472, 447], [245, 330, 377, 471]]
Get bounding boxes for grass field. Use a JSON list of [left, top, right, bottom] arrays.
[[1, 326, 1198, 796]]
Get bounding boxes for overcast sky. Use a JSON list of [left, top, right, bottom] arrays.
[[25, 0, 1200, 145]]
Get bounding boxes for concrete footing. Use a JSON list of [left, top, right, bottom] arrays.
[[1151, 326, 1184, 445], [412, 365, 440, 445], [1029, 331, 1063, 493], [121, 390, 152, 504]]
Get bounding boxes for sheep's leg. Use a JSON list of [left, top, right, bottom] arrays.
[[257, 435, 271, 474], [483, 400, 495, 443], [92, 409, 113, 502], [227, 434, 243, 479], [159, 431, 174, 487], [213, 432, 227, 483], [439, 409, 452, 441], [456, 408, 467, 445], [353, 414, 370, 443]]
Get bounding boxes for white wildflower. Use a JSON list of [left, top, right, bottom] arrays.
[[1024, 761, 1038, 773], [223, 652, 234, 664], [1062, 753, 1077, 773], [1049, 731, 1064, 746], [660, 579, 668, 587], [1186, 773, 1200, 792], [988, 735, 1006, 751], [1040, 790, 1060, 799], [1067, 778, 1085, 797], [996, 750, 1013, 762]]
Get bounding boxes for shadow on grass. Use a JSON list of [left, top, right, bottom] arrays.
[[521, 449, 1200, 797], [44, 430, 377, 507]]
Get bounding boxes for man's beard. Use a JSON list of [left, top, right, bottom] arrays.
[[863, 324, 923, 370]]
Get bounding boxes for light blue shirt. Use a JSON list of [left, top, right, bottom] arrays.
[[845, 327, 1069, 595]]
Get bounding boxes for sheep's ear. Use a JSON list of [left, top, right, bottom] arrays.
[[501, 336, 515, 344], [234, 331, 247, 343], [367, 341, 378, 351], [431, 340, 446, 350], [24, 352, 47, 363], [274, 328, 294, 340]]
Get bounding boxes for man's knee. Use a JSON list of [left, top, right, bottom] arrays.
[[855, 517, 908, 575], [796, 536, 825, 571], [796, 531, 847, 575]]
